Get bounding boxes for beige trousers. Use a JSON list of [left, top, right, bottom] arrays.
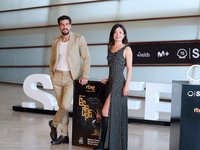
[[52, 70, 73, 136]]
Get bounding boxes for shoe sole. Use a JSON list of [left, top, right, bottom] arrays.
[[52, 141, 69, 145]]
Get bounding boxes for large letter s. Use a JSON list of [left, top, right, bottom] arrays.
[[23, 74, 58, 110]]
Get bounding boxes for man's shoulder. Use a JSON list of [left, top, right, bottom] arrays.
[[53, 36, 62, 43], [71, 32, 84, 39]]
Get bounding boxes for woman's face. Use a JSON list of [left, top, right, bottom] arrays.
[[113, 27, 125, 43]]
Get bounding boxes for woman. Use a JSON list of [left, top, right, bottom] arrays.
[[94, 23, 132, 150]]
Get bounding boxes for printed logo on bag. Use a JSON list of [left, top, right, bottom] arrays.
[[79, 95, 92, 121], [86, 85, 95, 92], [173, 87, 181, 95], [87, 138, 98, 146], [194, 108, 200, 113], [91, 129, 100, 136], [79, 137, 84, 144], [187, 91, 200, 97]]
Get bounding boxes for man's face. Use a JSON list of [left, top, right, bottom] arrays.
[[58, 20, 71, 36]]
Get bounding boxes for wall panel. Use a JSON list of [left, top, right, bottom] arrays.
[[118, 0, 200, 20], [0, 8, 49, 29], [49, 0, 94, 5], [0, 0, 200, 85], [0, 48, 44, 66], [123, 18, 199, 42], [0, 68, 43, 83], [0, 0, 50, 11], [88, 45, 108, 65], [0, 29, 47, 47], [47, 1, 117, 25]]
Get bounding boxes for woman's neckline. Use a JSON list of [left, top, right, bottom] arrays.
[[110, 45, 126, 54]]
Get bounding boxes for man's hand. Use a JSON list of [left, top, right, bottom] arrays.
[[79, 77, 88, 86]]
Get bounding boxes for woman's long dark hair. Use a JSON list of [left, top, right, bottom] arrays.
[[108, 23, 128, 49]]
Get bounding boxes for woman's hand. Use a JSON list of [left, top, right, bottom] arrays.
[[123, 85, 129, 97], [101, 78, 108, 84]]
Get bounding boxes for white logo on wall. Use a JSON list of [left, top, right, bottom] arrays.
[[157, 51, 169, 57], [177, 48, 200, 59], [137, 52, 150, 57], [192, 48, 200, 58], [187, 91, 200, 97], [177, 48, 187, 59]]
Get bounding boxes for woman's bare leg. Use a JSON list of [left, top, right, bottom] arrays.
[[102, 94, 111, 117]]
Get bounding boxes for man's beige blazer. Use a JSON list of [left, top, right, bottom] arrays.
[[50, 32, 91, 80]]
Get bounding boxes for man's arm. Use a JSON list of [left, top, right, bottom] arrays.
[[50, 40, 56, 79], [79, 36, 91, 85]]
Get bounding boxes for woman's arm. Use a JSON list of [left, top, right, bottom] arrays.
[[123, 46, 133, 96]]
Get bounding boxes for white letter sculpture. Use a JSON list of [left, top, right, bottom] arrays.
[[145, 82, 171, 120], [128, 81, 145, 109], [23, 74, 57, 110]]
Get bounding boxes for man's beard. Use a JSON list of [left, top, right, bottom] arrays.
[[62, 29, 70, 35], [62, 31, 69, 35]]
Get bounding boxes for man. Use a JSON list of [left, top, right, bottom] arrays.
[[49, 15, 91, 145]]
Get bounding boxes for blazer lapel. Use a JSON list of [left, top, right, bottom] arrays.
[[56, 36, 62, 64], [67, 32, 74, 55]]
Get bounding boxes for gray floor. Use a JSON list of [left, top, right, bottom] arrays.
[[0, 82, 170, 150]]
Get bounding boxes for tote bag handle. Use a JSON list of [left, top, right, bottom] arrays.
[[185, 64, 200, 84]]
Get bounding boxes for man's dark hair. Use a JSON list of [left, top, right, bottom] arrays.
[[57, 15, 72, 25]]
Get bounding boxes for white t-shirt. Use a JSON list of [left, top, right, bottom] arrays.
[[56, 41, 70, 71]]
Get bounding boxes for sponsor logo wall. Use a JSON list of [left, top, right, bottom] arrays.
[[130, 42, 200, 64]]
